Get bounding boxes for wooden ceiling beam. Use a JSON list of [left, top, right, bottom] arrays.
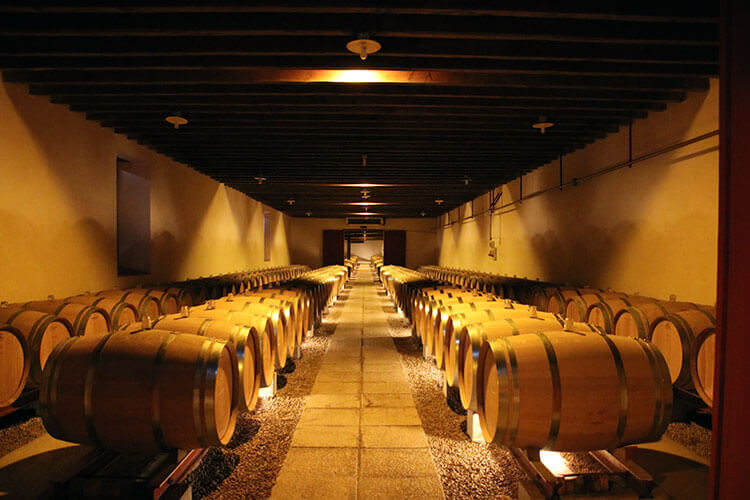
[[0, 55, 717, 78], [35, 84, 689, 103], [0, 3, 718, 23], [0, 12, 717, 45], [3, 69, 711, 92], [2, 36, 717, 65]]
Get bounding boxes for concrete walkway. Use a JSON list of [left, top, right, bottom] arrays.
[[271, 264, 444, 500]]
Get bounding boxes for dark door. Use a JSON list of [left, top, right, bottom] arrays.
[[383, 230, 406, 266], [322, 230, 344, 266]]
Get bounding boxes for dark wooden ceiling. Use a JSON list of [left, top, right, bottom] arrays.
[[0, 2, 718, 218]]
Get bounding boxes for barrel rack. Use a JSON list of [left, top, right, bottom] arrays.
[[511, 447, 656, 499], [0, 389, 38, 419], [42, 447, 206, 499]]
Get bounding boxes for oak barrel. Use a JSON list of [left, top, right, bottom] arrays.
[[66, 295, 139, 330], [0, 307, 73, 386], [565, 293, 625, 322], [690, 327, 715, 407], [24, 300, 110, 337], [457, 315, 578, 411], [97, 290, 162, 320], [123, 314, 263, 411], [441, 304, 548, 386], [649, 309, 715, 387], [0, 324, 30, 407], [477, 331, 672, 451], [130, 288, 180, 315], [188, 306, 285, 372], [40, 330, 239, 453]]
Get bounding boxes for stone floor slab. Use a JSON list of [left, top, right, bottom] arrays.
[[361, 426, 430, 448], [358, 477, 444, 500], [298, 408, 360, 426], [361, 393, 416, 408], [360, 449, 438, 477], [361, 407, 421, 426], [291, 425, 360, 448], [307, 394, 361, 408]]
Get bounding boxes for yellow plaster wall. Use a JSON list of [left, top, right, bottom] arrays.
[[438, 80, 719, 305], [0, 78, 291, 303]]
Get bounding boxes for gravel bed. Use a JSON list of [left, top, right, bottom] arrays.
[[189, 313, 335, 499], [0, 412, 45, 459], [389, 314, 524, 500], [666, 422, 712, 460]]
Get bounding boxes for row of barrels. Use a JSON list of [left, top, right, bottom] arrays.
[[0, 264, 312, 409], [379, 265, 674, 452], [416, 265, 717, 408], [38, 265, 350, 453], [344, 256, 359, 277]]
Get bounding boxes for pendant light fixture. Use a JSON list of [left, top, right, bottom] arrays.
[[532, 114, 555, 134], [165, 111, 188, 129], [346, 32, 381, 61]]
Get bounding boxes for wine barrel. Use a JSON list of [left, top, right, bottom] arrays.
[[24, 300, 110, 337], [188, 305, 286, 370], [237, 296, 301, 354], [586, 298, 632, 334], [432, 300, 516, 365], [66, 295, 139, 330], [649, 309, 715, 387], [130, 288, 180, 315], [422, 291, 493, 348], [442, 304, 550, 386], [0, 308, 73, 386], [97, 290, 161, 320], [546, 289, 581, 315], [458, 315, 578, 411], [613, 301, 682, 339], [247, 291, 310, 339], [566, 293, 625, 322], [127, 315, 263, 411], [40, 330, 239, 452], [210, 300, 295, 359], [477, 331, 672, 451], [690, 327, 715, 407], [0, 324, 30, 407]]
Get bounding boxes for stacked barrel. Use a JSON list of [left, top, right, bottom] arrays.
[[344, 256, 359, 277], [371, 255, 384, 275], [383, 265, 674, 451], [419, 266, 716, 407], [1, 264, 345, 455]]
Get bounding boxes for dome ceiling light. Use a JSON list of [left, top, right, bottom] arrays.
[[346, 32, 381, 61]]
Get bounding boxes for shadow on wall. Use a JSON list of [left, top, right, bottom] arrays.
[[528, 221, 637, 287], [509, 88, 715, 291]]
